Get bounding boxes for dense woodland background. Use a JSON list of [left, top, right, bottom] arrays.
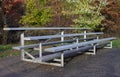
[[0, 0, 120, 44]]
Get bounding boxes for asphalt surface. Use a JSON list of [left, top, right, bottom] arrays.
[[0, 48, 120, 77]]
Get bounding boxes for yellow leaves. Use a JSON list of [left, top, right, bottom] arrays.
[[20, 0, 52, 26], [61, 10, 67, 15], [65, 0, 106, 30]]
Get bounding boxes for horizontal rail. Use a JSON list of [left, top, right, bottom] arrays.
[[3, 27, 90, 31], [24, 32, 103, 40]]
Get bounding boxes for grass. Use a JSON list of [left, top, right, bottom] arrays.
[[113, 39, 120, 48], [0, 45, 20, 58], [0, 45, 12, 51]]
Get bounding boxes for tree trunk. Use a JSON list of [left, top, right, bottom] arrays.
[[2, 14, 8, 45], [0, 1, 8, 45], [2, 30, 8, 45]]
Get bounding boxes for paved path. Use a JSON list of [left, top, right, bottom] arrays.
[[0, 48, 120, 77]]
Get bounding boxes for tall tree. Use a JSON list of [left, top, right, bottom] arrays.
[[0, 0, 24, 44], [65, 0, 107, 30], [20, 0, 52, 26], [101, 0, 120, 35], [47, 0, 73, 27], [0, 0, 14, 44]]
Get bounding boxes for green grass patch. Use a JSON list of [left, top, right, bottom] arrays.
[[0, 45, 12, 51], [113, 39, 120, 48], [0, 45, 20, 58], [0, 50, 20, 58]]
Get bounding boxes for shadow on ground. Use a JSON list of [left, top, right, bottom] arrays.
[[0, 48, 120, 77]]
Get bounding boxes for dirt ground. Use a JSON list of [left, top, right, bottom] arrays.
[[0, 48, 120, 77]]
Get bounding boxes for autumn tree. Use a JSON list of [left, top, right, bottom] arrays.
[[46, 0, 73, 27], [20, 0, 52, 26], [101, 0, 120, 36], [0, 0, 24, 44], [65, 0, 107, 30]]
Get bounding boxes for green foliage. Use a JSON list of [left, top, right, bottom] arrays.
[[66, 0, 107, 30], [20, 0, 52, 26]]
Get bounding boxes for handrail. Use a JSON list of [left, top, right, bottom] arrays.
[[3, 27, 90, 31]]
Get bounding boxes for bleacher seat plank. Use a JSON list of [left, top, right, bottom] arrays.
[[13, 38, 95, 50], [24, 32, 103, 40], [45, 37, 116, 52]]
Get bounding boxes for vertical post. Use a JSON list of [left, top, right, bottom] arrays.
[[84, 30, 87, 41], [97, 35, 99, 40], [61, 31, 64, 42], [61, 31, 64, 45], [76, 38, 79, 50], [21, 33, 25, 60], [96, 35, 99, 46], [107, 41, 112, 48], [39, 43, 42, 62], [93, 44, 96, 55], [110, 41, 113, 48], [104, 41, 113, 49], [61, 31, 64, 67], [61, 51, 64, 67]]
